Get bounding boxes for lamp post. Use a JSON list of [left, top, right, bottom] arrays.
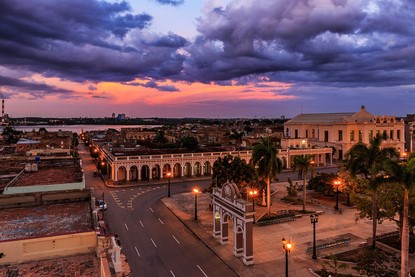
[[282, 238, 292, 277], [193, 188, 200, 220], [167, 172, 172, 197], [334, 180, 341, 210], [248, 188, 258, 223], [310, 214, 318, 260]]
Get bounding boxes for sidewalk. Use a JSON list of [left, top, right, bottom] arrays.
[[162, 181, 399, 277]]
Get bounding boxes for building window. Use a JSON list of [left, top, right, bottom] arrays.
[[324, 131, 329, 142], [306, 130, 309, 138], [383, 130, 387, 139], [369, 130, 373, 141], [295, 129, 299, 139], [350, 130, 355, 142], [286, 128, 289, 137], [359, 130, 363, 142], [338, 130, 343, 141], [390, 130, 394, 140], [398, 130, 401, 140], [312, 129, 315, 138]]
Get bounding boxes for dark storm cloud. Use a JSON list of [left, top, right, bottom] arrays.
[[184, 0, 415, 87], [0, 75, 76, 98], [126, 80, 180, 92], [152, 0, 184, 6], [0, 0, 186, 86], [2, 0, 415, 93]]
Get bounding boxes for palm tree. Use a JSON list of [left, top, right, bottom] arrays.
[[292, 155, 312, 212], [383, 157, 415, 277], [252, 137, 282, 215], [229, 129, 244, 153], [344, 134, 398, 248]]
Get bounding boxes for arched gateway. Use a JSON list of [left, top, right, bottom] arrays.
[[212, 182, 254, 265]]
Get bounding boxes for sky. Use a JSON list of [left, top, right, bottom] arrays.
[[1, 0, 415, 118]]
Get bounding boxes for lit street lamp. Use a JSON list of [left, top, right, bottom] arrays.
[[167, 172, 172, 197], [334, 180, 341, 210], [310, 214, 318, 260], [248, 188, 258, 223], [193, 188, 200, 220], [282, 237, 292, 277]]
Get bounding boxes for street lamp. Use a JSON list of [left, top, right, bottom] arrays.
[[248, 188, 258, 223], [310, 214, 318, 260], [310, 160, 315, 178], [193, 188, 200, 220], [333, 180, 341, 210], [282, 237, 292, 277], [167, 172, 172, 197]]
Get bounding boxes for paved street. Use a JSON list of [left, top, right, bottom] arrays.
[[80, 141, 238, 277]]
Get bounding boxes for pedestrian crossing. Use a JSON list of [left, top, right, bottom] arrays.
[[110, 186, 166, 210]]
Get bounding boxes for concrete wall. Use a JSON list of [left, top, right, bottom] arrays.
[[0, 231, 97, 265], [0, 189, 91, 209], [3, 179, 85, 195]]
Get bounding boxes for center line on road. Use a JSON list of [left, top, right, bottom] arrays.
[[150, 238, 157, 248], [170, 270, 176, 277], [197, 265, 208, 277], [134, 246, 141, 257], [172, 235, 180, 244], [149, 207, 154, 213], [124, 223, 129, 231], [158, 218, 164, 225], [139, 220, 144, 227]]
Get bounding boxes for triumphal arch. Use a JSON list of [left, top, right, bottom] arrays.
[[212, 182, 254, 265]]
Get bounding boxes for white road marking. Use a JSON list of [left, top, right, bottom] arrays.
[[158, 218, 164, 225], [197, 265, 208, 277], [150, 207, 154, 213], [170, 270, 176, 277], [172, 235, 180, 244], [150, 238, 157, 248], [130, 188, 134, 191], [135, 246, 141, 257], [139, 220, 144, 227], [124, 223, 129, 230]]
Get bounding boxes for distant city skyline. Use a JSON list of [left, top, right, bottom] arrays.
[[1, 0, 415, 118]]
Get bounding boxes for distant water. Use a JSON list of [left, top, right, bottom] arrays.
[[1, 124, 162, 134]]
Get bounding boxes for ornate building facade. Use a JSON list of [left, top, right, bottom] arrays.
[[284, 106, 405, 160]]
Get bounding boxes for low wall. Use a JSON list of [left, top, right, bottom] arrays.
[[0, 189, 91, 209], [0, 231, 97, 265]]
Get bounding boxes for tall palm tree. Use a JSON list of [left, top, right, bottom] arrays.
[[383, 157, 415, 277], [292, 155, 312, 211], [252, 137, 282, 215], [344, 134, 398, 248]]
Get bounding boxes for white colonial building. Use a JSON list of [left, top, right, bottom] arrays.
[[284, 106, 405, 160]]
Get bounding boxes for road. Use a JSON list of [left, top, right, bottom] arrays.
[[80, 142, 238, 277]]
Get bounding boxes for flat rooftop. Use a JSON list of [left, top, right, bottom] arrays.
[[14, 166, 83, 187], [0, 201, 92, 241], [0, 253, 100, 276]]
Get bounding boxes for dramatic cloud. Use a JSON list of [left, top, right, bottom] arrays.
[[153, 0, 185, 6], [184, 0, 415, 87], [2, 0, 415, 117], [126, 80, 180, 92], [0, 75, 76, 99], [0, 0, 187, 85]]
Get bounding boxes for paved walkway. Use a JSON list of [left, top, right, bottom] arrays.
[[162, 181, 402, 277]]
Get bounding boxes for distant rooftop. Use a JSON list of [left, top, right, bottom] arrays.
[[0, 201, 92, 241]]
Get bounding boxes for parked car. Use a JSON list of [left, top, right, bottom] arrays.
[[96, 199, 107, 210]]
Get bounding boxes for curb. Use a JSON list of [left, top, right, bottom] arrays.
[[161, 197, 241, 277]]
